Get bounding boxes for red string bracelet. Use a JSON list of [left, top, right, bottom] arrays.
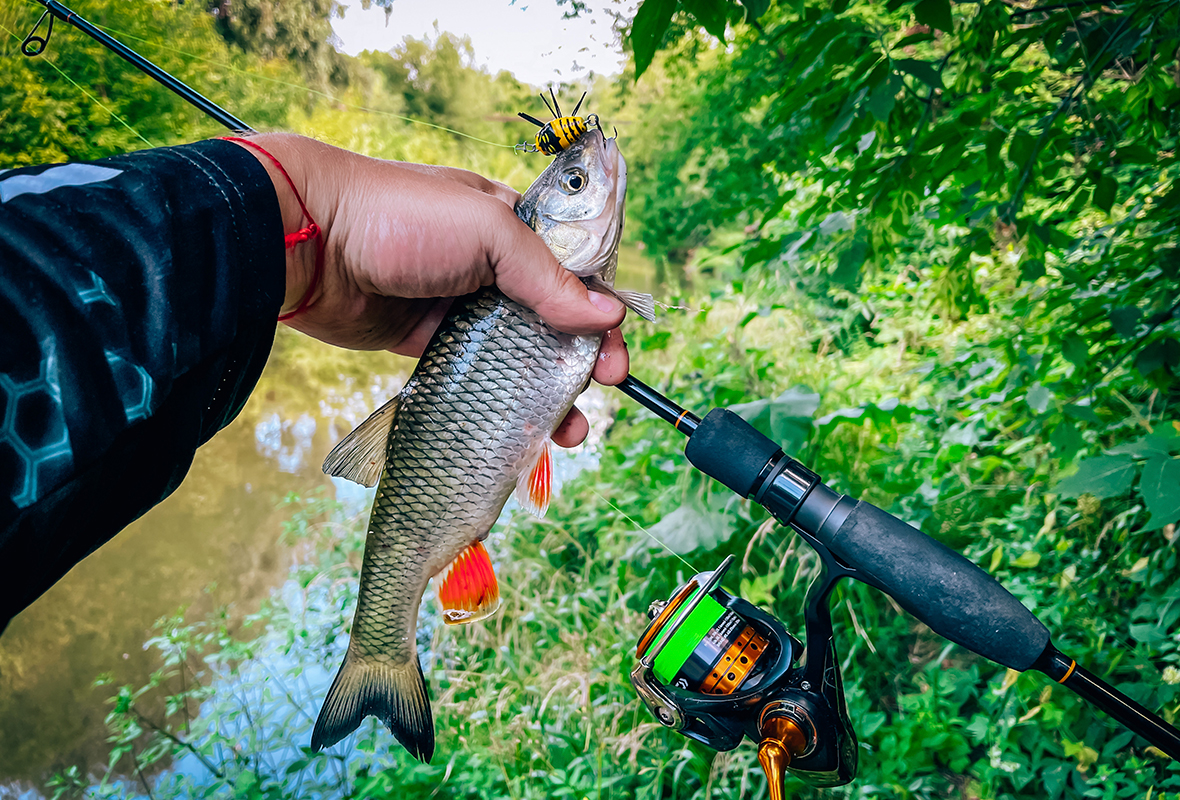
[[220, 136, 324, 321]]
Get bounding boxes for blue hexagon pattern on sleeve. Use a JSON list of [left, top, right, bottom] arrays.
[[0, 338, 74, 509]]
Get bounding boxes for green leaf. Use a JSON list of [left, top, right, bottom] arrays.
[[740, 569, 784, 607], [1093, 172, 1117, 214], [641, 330, 673, 350], [1065, 404, 1101, 423], [914, 0, 953, 32], [833, 237, 867, 288], [1008, 132, 1036, 167], [865, 77, 899, 122], [1139, 456, 1180, 530], [1135, 337, 1180, 376], [1026, 383, 1051, 414], [989, 545, 1004, 572], [1106, 431, 1180, 459], [1110, 306, 1142, 338], [681, 0, 729, 39], [630, 0, 678, 79], [738, 0, 771, 20], [1050, 422, 1083, 463], [1159, 181, 1180, 209], [826, 87, 867, 143], [1020, 258, 1045, 283], [1061, 333, 1088, 369], [1055, 455, 1136, 499], [648, 499, 736, 553], [894, 58, 944, 90], [1011, 550, 1041, 569]]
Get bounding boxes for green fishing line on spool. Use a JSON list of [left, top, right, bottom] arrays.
[[651, 588, 727, 685]]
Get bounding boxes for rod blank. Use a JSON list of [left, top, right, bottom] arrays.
[[30, 0, 253, 134]]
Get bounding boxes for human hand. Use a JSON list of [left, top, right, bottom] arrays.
[[230, 133, 630, 448]]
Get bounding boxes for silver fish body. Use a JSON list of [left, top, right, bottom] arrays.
[[312, 130, 628, 760]]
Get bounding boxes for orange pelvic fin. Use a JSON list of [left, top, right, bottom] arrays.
[[514, 438, 552, 518], [437, 540, 500, 625]]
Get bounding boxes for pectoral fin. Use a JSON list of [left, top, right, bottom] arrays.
[[514, 438, 552, 518], [584, 275, 656, 322], [322, 394, 400, 487], [437, 541, 500, 625]]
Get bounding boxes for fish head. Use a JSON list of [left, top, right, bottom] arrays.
[[516, 128, 627, 285]]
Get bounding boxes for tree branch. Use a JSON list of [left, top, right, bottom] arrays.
[[133, 709, 226, 780]]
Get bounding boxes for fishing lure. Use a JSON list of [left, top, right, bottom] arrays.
[[516, 89, 600, 156]]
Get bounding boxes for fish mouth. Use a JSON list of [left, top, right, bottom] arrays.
[[600, 130, 621, 181]]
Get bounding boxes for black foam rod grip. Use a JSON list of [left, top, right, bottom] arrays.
[[684, 409, 781, 497], [822, 501, 1050, 671]]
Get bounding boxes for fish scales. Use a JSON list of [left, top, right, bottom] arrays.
[[313, 128, 634, 761], [350, 292, 596, 656]]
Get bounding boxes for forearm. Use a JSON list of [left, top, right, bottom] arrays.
[[0, 139, 286, 630]]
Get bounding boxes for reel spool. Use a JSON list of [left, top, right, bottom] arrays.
[[637, 569, 773, 696], [630, 556, 858, 799]]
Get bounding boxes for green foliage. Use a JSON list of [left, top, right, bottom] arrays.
[[622, 0, 1180, 390], [8, 0, 1180, 795], [0, 0, 295, 164], [205, 0, 347, 87]]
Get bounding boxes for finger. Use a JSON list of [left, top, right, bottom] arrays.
[[486, 204, 625, 335], [592, 327, 629, 385], [552, 405, 589, 449], [388, 298, 454, 357], [483, 179, 520, 208], [391, 163, 521, 208]]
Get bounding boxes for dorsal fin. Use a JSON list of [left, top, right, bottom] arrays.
[[322, 394, 400, 487]]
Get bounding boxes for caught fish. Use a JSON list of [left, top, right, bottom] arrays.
[[311, 128, 651, 761]]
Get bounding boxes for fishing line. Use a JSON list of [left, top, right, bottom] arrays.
[[591, 489, 700, 573], [1, 18, 156, 148], [15, 0, 517, 151]]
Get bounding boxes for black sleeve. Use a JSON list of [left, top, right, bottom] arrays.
[[0, 139, 286, 632]]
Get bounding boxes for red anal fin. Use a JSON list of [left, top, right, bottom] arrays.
[[436, 541, 500, 625], [515, 438, 552, 518]]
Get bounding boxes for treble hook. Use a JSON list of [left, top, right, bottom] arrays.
[[22, 8, 54, 57]]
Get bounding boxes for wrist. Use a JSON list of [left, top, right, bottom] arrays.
[[225, 133, 340, 318]]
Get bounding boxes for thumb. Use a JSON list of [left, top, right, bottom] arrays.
[[488, 205, 625, 335]]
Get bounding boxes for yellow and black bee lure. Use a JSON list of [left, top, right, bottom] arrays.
[[516, 89, 601, 156]]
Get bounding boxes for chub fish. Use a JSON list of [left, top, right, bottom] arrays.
[[311, 128, 650, 761]]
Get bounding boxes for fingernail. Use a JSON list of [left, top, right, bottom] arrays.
[[588, 291, 623, 314]]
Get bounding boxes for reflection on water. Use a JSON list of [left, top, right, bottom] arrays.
[[255, 412, 319, 474], [0, 244, 652, 797], [0, 330, 414, 796]]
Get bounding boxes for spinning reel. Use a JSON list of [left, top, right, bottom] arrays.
[[619, 374, 1180, 797], [631, 555, 856, 798]]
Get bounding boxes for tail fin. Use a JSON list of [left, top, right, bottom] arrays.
[[311, 652, 435, 762]]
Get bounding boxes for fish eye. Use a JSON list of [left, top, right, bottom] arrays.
[[559, 168, 588, 194]]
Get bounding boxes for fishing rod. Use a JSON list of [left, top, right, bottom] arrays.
[[616, 373, 1179, 796], [21, 2, 1177, 792], [20, 0, 253, 133]]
